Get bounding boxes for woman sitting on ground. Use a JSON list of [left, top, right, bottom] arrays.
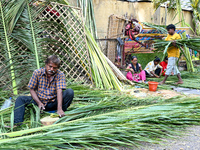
[[126, 56, 146, 83], [144, 57, 163, 78], [160, 56, 168, 76]]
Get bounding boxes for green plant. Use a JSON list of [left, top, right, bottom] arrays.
[[1, 95, 200, 149]]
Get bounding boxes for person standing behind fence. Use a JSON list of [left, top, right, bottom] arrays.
[[126, 56, 146, 83], [144, 57, 163, 78], [13, 55, 74, 126], [159, 24, 183, 85]]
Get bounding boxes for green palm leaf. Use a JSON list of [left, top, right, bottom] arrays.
[[0, 0, 67, 91], [0, 97, 200, 149], [0, 0, 18, 95]]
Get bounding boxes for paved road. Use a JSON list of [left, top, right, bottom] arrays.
[[120, 126, 200, 150]]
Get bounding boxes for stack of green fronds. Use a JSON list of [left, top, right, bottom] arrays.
[[0, 83, 163, 134], [154, 38, 200, 63], [54, 87, 164, 123], [154, 38, 200, 53], [143, 22, 167, 34], [77, 0, 97, 39], [0, 97, 200, 149], [85, 27, 122, 91], [52, 1, 123, 91], [75, 0, 123, 90]]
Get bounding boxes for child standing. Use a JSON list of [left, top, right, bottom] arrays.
[[159, 24, 183, 84]]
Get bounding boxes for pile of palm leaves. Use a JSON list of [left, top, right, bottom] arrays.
[[154, 37, 200, 72], [85, 27, 122, 90], [75, 0, 123, 90], [1, 83, 200, 149], [143, 22, 167, 34], [154, 38, 200, 53], [77, 0, 97, 39]]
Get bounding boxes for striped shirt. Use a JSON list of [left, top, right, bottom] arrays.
[[28, 67, 66, 105]]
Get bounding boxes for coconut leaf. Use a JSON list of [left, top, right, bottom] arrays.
[[1, 97, 200, 149], [0, 0, 18, 95]]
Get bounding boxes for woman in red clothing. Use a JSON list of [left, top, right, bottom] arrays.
[[160, 56, 168, 76]]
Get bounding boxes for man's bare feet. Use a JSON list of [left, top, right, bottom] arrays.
[[174, 81, 183, 85], [159, 81, 165, 85]]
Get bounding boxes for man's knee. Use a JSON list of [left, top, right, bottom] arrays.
[[15, 96, 34, 106], [15, 96, 24, 103], [62, 89, 74, 109], [64, 88, 74, 98]]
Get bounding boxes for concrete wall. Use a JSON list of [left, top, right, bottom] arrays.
[[92, 0, 194, 38], [67, 0, 77, 7], [67, 0, 194, 38]]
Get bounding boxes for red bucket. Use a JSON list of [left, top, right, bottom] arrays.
[[148, 81, 159, 91]]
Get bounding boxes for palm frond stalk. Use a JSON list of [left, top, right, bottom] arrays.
[[77, 0, 98, 39], [26, 0, 40, 69], [181, 33, 195, 72], [0, 0, 18, 95], [85, 27, 122, 90], [154, 38, 200, 52], [143, 22, 168, 34]]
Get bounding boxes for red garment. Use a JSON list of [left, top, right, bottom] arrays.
[[46, 6, 60, 16], [160, 61, 167, 76]]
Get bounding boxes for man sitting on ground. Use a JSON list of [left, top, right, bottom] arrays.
[[14, 55, 74, 125], [144, 57, 163, 78]]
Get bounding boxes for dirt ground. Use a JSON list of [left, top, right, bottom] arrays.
[[122, 87, 200, 150], [124, 88, 200, 99]]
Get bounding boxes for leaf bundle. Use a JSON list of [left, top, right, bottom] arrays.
[[154, 38, 200, 53]]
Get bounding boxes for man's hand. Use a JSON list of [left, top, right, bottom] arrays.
[[38, 102, 45, 112], [57, 109, 65, 118], [155, 75, 160, 78], [57, 89, 64, 117], [30, 89, 44, 112], [172, 40, 176, 47], [130, 68, 134, 73]]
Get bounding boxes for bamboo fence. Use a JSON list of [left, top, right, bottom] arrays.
[[0, 3, 92, 90]]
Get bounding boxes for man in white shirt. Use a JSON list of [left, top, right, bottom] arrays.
[[144, 57, 163, 78]]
